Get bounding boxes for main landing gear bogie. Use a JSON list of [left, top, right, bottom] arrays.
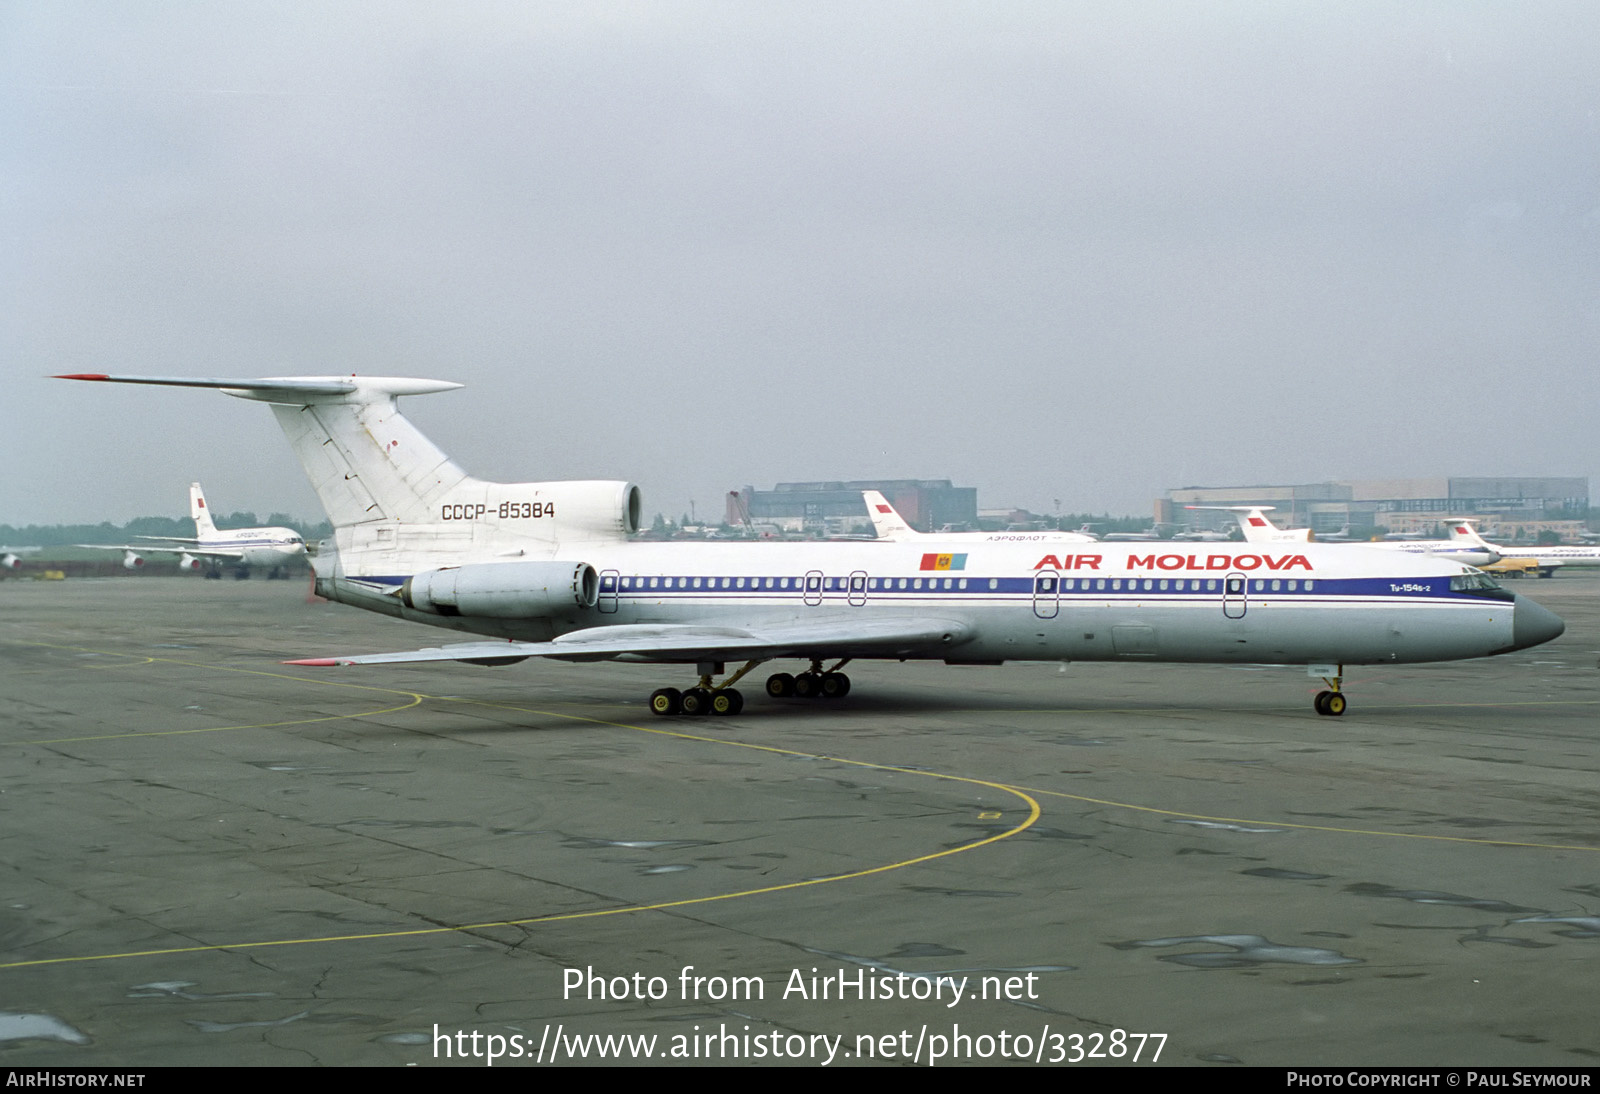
[[649, 685, 745, 717], [648, 659, 852, 716], [765, 666, 850, 700], [648, 659, 763, 718]]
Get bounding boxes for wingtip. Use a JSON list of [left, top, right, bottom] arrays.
[[53, 373, 111, 381], [284, 657, 344, 667]]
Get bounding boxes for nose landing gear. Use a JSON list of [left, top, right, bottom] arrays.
[[1312, 666, 1346, 717]]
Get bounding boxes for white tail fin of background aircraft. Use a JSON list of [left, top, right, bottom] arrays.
[[862, 490, 920, 540], [1185, 505, 1313, 543], [1446, 520, 1492, 547], [864, 490, 1097, 543], [190, 482, 218, 538]]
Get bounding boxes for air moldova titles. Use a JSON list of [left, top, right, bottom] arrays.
[[1031, 553, 1314, 572]]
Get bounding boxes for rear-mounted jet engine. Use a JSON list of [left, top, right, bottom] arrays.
[[401, 561, 599, 619]]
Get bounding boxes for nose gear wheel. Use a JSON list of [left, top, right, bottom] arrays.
[[1312, 666, 1347, 716]]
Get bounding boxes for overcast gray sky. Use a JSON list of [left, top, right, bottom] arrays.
[[7, 2, 1599, 527]]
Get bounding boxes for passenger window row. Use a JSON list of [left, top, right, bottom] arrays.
[[604, 575, 1319, 593]]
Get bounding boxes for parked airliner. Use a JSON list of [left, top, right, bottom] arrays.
[[1201, 506, 1500, 567], [58, 373, 1563, 718], [79, 482, 307, 577], [1450, 524, 1600, 573]]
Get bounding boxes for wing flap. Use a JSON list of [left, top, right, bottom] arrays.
[[286, 617, 974, 667]]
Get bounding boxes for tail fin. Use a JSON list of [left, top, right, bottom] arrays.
[[260, 382, 473, 526], [1445, 519, 1490, 547], [58, 375, 472, 526], [56, 375, 642, 548], [863, 490, 919, 540], [1185, 505, 1311, 544], [189, 483, 219, 537]]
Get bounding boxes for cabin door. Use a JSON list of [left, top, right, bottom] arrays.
[[1032, 570, 1060, 619], [848, 570, 868, 606], [1223, 572, 1248, 619], [803, 570, 824, 607]]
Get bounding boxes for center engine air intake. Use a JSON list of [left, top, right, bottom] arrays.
[[401, 561, 599, 618]]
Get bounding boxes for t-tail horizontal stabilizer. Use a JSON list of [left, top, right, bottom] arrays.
[[57, 372, 473, 528], [53, 374, 462, 402]]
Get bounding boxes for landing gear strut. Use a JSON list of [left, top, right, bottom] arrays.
[[648, 660, 760, 718], [1312, 666, 1347, 717]]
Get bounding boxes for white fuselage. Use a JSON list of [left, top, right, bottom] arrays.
[[198, 527, 306, 569], [1369, 540, 1499, 568], [316, 532, 1526, 668], [1480, 543, 1600, 567]]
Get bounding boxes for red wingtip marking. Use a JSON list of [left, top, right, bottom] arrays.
[[54, 373, 112, 380], [284, 658, 343, 667]]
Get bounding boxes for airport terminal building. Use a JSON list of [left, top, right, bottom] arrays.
[[1161, 477, 1590, 540]]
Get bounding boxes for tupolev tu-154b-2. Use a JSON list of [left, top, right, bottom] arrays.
[[57, 373, 1565, 719]]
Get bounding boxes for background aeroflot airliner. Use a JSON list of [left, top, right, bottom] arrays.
[[1196, 506, 1501, 567], [78, 482, 306, 576], [1448, 523, 1600, 572], [58, 374, 1564, 718]]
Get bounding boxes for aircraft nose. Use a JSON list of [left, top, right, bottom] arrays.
[[1511, 595, 1565, 651]]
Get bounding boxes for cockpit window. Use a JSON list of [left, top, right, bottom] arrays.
[[1449, 569, 1512, 599]]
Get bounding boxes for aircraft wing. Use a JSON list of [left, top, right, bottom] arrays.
[[132, 538, 251, 560], [77, 542, 248, 561], [287, 616, 974, 667]]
